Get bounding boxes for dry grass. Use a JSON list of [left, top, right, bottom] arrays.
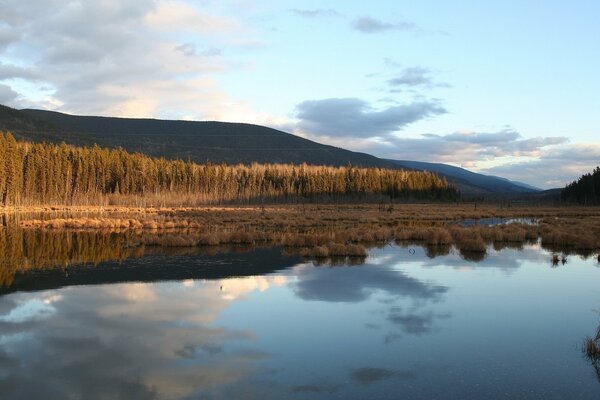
[[3, 203, 600, 287], [296, 243, 367, 259], [5, 203, 600, 265], [312, 246, 330, 258], [198, 233, 222, 246], [394, 226, 454, 247]]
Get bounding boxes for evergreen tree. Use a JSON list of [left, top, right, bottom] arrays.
[[0, 132, 458, 206]]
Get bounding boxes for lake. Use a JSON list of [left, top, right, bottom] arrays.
[[1, 242, 599, 399]]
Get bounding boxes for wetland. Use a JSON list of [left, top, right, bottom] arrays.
[[1, 204, 600, 399]]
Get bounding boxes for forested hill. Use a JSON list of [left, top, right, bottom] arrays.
[[2, 106, 396, 168], [0, 105, 540, 196], [0, 133, 457, 206], [561, 167, 600, 204]]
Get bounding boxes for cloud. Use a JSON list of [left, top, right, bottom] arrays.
[[145, 2, 240, 34], [481, 144, 600, 188], [0, 0, 270, 122], [296, 98, 445, 138], [0, 83, 17, 104], [388, 67, 432, 87], [0, 26, 19, 52], [378, 129, 568, 163], [290, 8, 341, 18], [383, 57, 402, 68], [293, 124, 577, 188], [174, 43, 222, 58], [351, 16, 417, 33]]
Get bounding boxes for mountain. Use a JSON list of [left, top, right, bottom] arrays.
[[0, 105, 541, 195], [8, 106, 396, 168], [387, 160, 541, 195], [0, 104, 101, 146]]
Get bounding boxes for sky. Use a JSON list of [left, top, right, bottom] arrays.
[[0, 0, 598, 188]]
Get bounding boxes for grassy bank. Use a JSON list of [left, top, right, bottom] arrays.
[[2, 204, 599, 267]]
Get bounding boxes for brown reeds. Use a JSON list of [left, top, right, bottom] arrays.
[[450, 227, 487, 253], [312, 246, 330, 258], [301, 244, 366, 258], [4, 203, 600, 270]]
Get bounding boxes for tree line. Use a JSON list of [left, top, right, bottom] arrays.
[[0, 132, 457, 206], [561, 167, 600, 205]]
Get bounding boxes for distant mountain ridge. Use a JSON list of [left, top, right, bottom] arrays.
[[0, 105, 542, 195], [387, 160, 541, 195]]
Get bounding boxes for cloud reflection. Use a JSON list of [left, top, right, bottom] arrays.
[[291, 264, 447, 303], [1, 243, 595, 399], [0, 274, 285, 400]]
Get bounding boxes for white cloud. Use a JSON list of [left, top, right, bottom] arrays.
[[482, 143, 600, 188], [0, 0, 272, 122], [145, 1, 240, 34]]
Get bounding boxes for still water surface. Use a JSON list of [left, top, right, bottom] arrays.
[[1, 244, 599, 399]]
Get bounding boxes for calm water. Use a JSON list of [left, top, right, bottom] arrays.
[[1, 244, 599, 399]]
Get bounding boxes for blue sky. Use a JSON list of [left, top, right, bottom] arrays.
[[0, 0, 598, 188]]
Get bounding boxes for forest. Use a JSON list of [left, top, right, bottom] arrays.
[[561, 167, 600, 205], [0, 132, 457, 206]]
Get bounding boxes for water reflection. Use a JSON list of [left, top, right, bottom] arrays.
[[2, 227, 596, 292], [1, 244, 600, 399], [1, 247, 298, 295], [583, 323, 600, 382], [458, 217, 538, 226], [0, 278, 277, 399], [291, 262, 447, 303], [350, 367, 416, 385]]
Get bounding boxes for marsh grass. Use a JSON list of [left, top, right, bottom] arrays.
[[295, 243, 367, 259], [450, 227, 487, 252], [11, 204, 600, 259], [3, 203, 600, 279]]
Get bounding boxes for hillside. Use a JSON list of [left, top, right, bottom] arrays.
[[0, 105, 540, 195], [0, 105, 100, 147], [15, 107, 397, 168]]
